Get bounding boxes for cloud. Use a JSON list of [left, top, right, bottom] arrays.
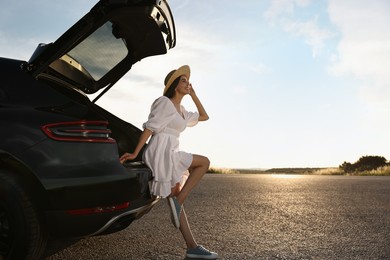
[[282, 17, 336, 57], [264, 0, 335, 58], [231, 85, 248, 95], [264, 0, 311, 21], [249, 63, 271, 75], [327, 0, 390, 116], [172, 0, 190, 11]]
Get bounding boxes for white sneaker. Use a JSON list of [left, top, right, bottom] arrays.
[[186, 245, 218, 259]]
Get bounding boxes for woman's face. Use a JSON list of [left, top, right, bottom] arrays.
[[175, 75, 191, 95]]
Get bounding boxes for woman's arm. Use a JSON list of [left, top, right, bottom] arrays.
[[189, 84, 209, 121], [119, 128, 153, 164]]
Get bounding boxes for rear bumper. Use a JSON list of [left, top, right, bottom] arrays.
[[42, 171, 141, 210], [45, 197, 160, 238], [42, 164, 155, 238], [90, 197, 160, 236]]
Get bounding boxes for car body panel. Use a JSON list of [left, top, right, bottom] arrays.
[[0, 0, 176, 249], [0, 57, 152, 236]]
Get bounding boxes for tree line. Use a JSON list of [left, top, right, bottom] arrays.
[[339, 155, 388, 173]]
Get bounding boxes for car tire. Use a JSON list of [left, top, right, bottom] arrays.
[[0, 172, 47, 260]]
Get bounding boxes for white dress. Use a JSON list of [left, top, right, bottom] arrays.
[[142, 96, 199, 197]]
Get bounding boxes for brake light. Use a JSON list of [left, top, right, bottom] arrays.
[[66, 202, 130, 215], [41, 120, 115, 143]]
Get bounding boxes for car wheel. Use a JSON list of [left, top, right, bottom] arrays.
[[0, 172, 47, 260]]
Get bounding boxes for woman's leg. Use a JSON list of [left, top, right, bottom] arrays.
[[167, 155, 217, 256], [179, 207, 197, 249], [167, 193, 197, 248], [176, 154, 210, 205], [168, 154, 209, 246]]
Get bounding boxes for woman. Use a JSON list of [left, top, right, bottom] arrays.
[[120, 65, 218, 259]]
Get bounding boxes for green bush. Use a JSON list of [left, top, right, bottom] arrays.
[[339, 155, 388, 173]]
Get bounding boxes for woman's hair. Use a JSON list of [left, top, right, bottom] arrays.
[[164, 77, 180, 98]]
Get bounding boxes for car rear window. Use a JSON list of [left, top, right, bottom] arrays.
[[65, 21, 128, 81]]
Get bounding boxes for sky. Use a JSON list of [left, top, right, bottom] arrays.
[[1, 0, 389, 169]]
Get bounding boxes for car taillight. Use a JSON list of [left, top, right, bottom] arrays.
[[41, 120, 115, 143], [66, 202, 130, 215]]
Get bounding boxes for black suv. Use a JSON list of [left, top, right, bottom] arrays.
[[0, 0, 175, 259]]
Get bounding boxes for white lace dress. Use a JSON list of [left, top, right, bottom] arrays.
[[142, 96, 199, 197]]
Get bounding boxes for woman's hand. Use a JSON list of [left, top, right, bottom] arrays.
[[119, 128, 153, 164], [119, 152, 137, 164], [188, 83, 196, 98], [188, 83, 209, 121]]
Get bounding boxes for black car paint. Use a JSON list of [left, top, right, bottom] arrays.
[[0, 0, 176, 258], [0, 57, 150, 235]]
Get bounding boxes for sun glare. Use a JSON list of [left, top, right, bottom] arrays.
[[271, 174, 301, 179]]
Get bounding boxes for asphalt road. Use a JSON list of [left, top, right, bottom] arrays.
[[45, 174, 390, 260]]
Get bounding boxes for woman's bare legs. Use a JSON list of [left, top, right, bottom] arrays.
[[168, 154, 210, 249], [179, 207, 197, 249], [165, 200, 197, 249], [176, 154, 210, 205]]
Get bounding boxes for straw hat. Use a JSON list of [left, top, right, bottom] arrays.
[[163, 65, 191, 95]]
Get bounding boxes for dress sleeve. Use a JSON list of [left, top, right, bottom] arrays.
[[182, 106, 199, 127], [143, 96, 176, 133]]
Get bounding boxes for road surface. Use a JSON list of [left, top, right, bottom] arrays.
[[46, 174, 390, 259]]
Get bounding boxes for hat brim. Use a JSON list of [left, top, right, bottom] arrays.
[[163, 65, 191, 94]]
